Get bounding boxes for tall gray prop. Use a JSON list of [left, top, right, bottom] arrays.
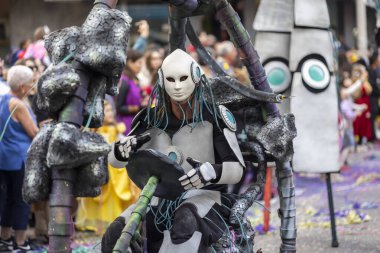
[[22, 1, 131, 252], [253, 0, 340, 248]]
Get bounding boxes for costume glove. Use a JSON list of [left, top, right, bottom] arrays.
[[108, 133, 150, 168], [178, 157, 216, 190]]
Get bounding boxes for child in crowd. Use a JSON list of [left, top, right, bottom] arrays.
[[75, 100, 140, 234], [340, 77, 367, 150]]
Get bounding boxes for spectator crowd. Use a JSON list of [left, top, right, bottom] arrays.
[[338, 40, 380, 161]]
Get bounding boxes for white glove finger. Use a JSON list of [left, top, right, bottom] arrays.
[[118, 145, 124, 153], [122, 144, 126, 152], [180, 179, 190, 186], [178, 175, 188, 181], [195, 183, 204, 189], [189, 174, 200, 183], [120, 136, 133, 144], [184, 184, 193, 191], [132, 138, 137, 145], [187, 169, 197, 178], [191, 178, 202, 187]]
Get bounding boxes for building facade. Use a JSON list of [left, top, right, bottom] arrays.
[[0, 0, 378, 59]]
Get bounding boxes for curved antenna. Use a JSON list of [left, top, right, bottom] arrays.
[[185, 21, 284, 104]]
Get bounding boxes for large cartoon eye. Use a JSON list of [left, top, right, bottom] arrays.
[[264, 61, 291, 93], [301, 59, 330, 92]]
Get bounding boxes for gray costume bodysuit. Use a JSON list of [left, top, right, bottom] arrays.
[[131, 107, 245, 253]]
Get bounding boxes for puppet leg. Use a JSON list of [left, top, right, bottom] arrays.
[[275, 162, 297, 253], [230, 142, 266, 226]]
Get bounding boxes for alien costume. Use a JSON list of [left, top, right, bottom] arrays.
[[107, 49, 245, 253]]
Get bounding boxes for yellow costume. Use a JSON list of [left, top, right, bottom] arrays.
[[75, 123, 140, 234]]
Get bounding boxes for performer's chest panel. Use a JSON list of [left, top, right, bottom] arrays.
[[140, 122, 215, 173]]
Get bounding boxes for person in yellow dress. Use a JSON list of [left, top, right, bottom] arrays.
[[75, 100, 140, 234]]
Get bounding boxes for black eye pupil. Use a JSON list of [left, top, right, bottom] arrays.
[[166, 77, 175, 82], [180, 76, 188, 81]]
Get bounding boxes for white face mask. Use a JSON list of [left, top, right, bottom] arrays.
[[161, 49, 198, 102]]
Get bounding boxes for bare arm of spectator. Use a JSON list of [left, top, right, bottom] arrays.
[[10, 98, 38, 138], [364, 81, 373, 95], [345, 79, 364, 95], [132, 20, 149, 53]]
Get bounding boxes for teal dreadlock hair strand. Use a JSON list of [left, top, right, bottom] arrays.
[[145, 74, 220, 130], [145, 82, 169, 130]]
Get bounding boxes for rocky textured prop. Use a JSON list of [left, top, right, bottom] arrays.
[[37, 64, 80, 115], [46, 122, 110, 169], [22, 1, 131, 252], [82, 74, 107, 128], [45, 26, 80, 65], [23, 122, 110, 201], [23, 123, 55, 202], [256, 114, 296, 162], [75, 5, 131, 95], [75, 156, 108, 197]]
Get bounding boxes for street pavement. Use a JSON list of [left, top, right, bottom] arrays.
[[252, 146, 380, 253]]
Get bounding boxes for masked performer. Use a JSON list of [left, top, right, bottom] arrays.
[[106, 49, 245, 253]]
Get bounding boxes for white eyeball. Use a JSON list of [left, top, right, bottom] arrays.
[[264, 61, 292, 93], [301, 59, 330, 92]]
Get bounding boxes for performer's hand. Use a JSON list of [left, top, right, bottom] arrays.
[[108, 133, 151, 168], [118, 133, 151, 159], [178, 157, 216, 190]]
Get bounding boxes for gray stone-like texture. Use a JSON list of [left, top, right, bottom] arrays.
[[82, 74, 107, 128], [45, 26, 80, 65], [23, 122, 56, 202], [74, 5, 131, 95], [37, 64, 80, 115], [256, 114, 297, 162], [74, 156, 108, 197], [46, 122, 111, 169]]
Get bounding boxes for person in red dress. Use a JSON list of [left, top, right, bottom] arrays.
[[352, 63, 373, 143]]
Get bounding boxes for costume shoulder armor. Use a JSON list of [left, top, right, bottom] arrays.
[[218, 105, 237, 132]]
